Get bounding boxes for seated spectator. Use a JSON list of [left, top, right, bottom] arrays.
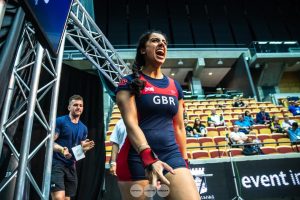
[[230, 125, 249, 144], [256, 107, 271, 124], [184, 118, 194, 137], [289, 101, 300, 116], [193, 118, 207, 137], [270, 116, 284, 133], [232, 97, 247, 107], [207, 109, 225, 127], [281, 114, 295, 132], [234, 114, 255, 134], [287, 122, 300, 143], [244, 110, 255, 125]]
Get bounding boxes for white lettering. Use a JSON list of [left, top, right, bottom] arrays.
[[153, 96, 160, 104], [295, 173, 300, 185], [152, 96, 176, 105], [169, 97, 175, 105], [250, 176, 260, 187], [242, 177, 252, 188], [279, 171, 289, 186], [269, 174, 280, 186], [260, 175, 271, 187], [290, 170, 296, 185], [162, 96, 168, 104]]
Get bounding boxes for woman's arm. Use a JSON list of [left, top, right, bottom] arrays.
[[116, 90, 148, 152], [173, 99, 187, 159]]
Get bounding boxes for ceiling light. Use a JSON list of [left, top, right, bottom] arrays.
[[171, 73, 175, 76], [178, 59, 184, 65], [217, 59, 223, 65], [208, 72, 213, 76]]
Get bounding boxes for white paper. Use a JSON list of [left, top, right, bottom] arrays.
[[72, 145, 85, 161]]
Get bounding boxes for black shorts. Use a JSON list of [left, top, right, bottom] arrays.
[[50, 164, 77, 197]]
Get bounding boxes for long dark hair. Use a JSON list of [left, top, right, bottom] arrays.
[[130, 30, 167, 96]]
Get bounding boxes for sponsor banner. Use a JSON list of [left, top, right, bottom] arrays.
[[190, 157, 300, 200]]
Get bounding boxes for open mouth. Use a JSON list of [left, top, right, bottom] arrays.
[[155, 49, 165, 57]]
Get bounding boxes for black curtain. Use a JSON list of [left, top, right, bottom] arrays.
[[55, 64, 106, 200]]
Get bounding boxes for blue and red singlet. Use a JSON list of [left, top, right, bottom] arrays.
[[115, 73, 186, 181]]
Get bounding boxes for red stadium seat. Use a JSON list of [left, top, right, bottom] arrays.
[[105, 155, 111, 163], [213, 136, 226, 145], [227, 148, 244, 157], [192, 150, 210, 159], [198, 137, 213, 145], [186, 138, 199, 144], [271, 133, 288, 141], [187, 151, 192, 159], [209, 149, 227, 158], [276, 146, 294, 154], [260, 147, 277, 154], [257, 134, 271, 141]]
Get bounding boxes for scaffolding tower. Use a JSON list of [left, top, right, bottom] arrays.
[[0, 0, 130, 199]]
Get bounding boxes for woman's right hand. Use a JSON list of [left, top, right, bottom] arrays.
[[145, 160, 175, 188]]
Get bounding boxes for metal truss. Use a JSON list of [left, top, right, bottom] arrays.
[[0, 0, 129, 199], [67, 0, 131, 87], [0, 23, 64, 199]]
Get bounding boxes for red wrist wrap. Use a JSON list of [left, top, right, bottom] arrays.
[[139, 148, 158, 168]]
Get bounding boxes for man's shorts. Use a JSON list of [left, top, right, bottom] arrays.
[[50, 164, 77, 197]]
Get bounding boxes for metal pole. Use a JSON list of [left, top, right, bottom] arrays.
[[0, 40, 24, 158], [0, 0, 6, 29], [13, 43, 44, 200], [41, 34, 65, 199], [228, 149, 244, 200]]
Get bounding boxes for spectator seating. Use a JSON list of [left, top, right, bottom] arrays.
[[262, 139, 277, 147], [226, 148, 244, 157], [276, 146, 294, 153], [260, 147, 277, 154], [271, 133, 288, 141], [257, 134, 271, 141], [209, 149, 227, 158], [277, 138, 291, 146], [192, 150, 210, 159], [106, 99, 299, 162]]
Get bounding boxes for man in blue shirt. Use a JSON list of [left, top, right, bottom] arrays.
[[51, 95, 95, 200], [234, 114, 254, 134], [287, 122, 300, 143], [289, 102, 300, 116]]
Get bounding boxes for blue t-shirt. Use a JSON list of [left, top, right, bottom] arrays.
[[116, 73, 183, 152], [287, 128, 300, 142], [53, 115, 88, 166], [234, 120, 251, 128], [244, 116, 255, 125]]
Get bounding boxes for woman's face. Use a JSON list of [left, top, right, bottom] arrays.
[[142, 33, 167, 67]]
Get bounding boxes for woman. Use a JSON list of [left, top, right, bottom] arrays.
[[244, 110, 255, 125], [116, 31, 199, 200], [193, 118, 207, 137]]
